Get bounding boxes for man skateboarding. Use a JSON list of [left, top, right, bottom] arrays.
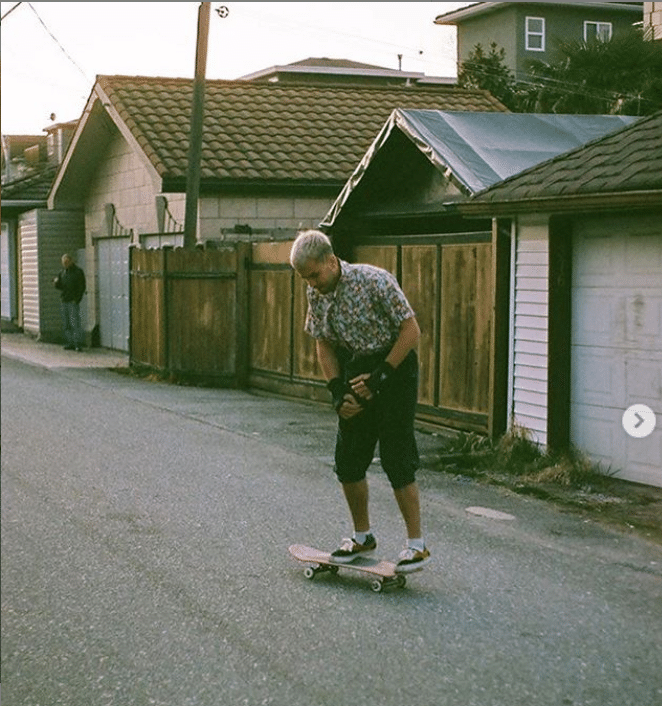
[[290, 230, 430, 573]]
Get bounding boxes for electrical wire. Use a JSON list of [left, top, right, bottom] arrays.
[[1, 2, 22, 21], [25, 2, 91, 82], [461, 59, 659, 109], [228, 2, 458, 74]]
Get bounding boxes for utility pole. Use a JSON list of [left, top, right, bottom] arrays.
[[183, 2, 211, 249]]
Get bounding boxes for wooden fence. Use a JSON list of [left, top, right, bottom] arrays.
[[247, 233, 496, 433], [130, 245, 248, 386], [130, 229, 502, 434]]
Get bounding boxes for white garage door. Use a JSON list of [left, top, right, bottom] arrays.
[[571, 215, 662, 487], [97, 237, 130, 352]]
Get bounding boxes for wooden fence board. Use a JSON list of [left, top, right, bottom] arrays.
[[250, 268, 291, 375], [293, 276, 322, 381], [130, 248, 166, 369], [440, 243, 492, 415], [401, 245, 438, 407]]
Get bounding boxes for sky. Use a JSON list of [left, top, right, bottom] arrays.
[[0, 1, 473, 135]]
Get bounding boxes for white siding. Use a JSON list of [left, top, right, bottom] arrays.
[[511, 217, 549, 444], [19, 209, 85, 341], [19, 211, 39, 336]]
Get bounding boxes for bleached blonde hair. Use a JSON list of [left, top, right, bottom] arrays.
[[290, 230, 333, 270]]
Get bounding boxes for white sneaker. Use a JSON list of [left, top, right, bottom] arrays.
[[396, 546, 431, 573]]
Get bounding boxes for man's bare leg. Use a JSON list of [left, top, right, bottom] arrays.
[[393, 481, 422, 539], [341, 479, 370, 533]]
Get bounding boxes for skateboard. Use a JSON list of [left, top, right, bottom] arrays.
[[288, 543, 407, 593]]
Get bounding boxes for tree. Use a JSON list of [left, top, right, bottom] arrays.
[[522, 28, 662, 115], [458, 30, 662, 116], [457, 42, 518, 111]]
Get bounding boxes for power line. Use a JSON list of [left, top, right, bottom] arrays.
[[1, 2, 22, 21], [25, 2, 91, 82], [462, 60, 658, 108]]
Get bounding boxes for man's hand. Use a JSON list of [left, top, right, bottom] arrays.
[[350, 361, 394, 402], [327, 377, 366, 418], [348, 372, 373, 403], [337, 392, 364, 419], [326, 377, 348, 411]]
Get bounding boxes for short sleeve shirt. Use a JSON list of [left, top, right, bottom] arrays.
[[304, 259, 415, 355]]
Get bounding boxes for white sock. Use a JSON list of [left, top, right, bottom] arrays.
[[408, 538, 425, 552], [353, 530, 371, 544]]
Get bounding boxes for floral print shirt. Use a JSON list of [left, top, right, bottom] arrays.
[[304, 259, 415, 355]]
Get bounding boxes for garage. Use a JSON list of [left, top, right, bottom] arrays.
[[571, 214, 662, 487]]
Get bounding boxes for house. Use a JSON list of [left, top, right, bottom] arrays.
[[1, 121, 79, 337], [435, 2, 643, 79], [239, 57, 455, 86], [456, 111, 662, 487], [319, 109, 636, 436], [43, 74, 506, 352]]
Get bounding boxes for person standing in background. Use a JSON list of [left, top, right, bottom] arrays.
[[54, 253, 86, 351]]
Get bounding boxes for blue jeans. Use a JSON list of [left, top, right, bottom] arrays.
[[61, 301, 83, 348]]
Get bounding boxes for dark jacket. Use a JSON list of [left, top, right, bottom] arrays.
[[55, 264, 86, 303]]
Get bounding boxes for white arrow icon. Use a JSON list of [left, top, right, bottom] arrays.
[[622, 404, 657, 439]]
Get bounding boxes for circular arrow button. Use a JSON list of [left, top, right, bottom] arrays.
[[622, 404, 657, 439]]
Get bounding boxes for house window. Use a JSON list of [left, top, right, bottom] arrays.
[[525, 16, 545, 51], [584, 21, 612, 42]]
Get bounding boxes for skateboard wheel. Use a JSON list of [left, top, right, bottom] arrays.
[[304, 567, 316, 580], [397, 575, 407, 589], [371, 579, 383, 593], [329, 565, 339, 575]]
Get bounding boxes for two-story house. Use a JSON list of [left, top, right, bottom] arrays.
[[435, 2, 643, 79]]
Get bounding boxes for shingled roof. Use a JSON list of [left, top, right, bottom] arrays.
[[94, 75, 507, 190], [462, 110, 662, 214], [2, 163, 59, 207]]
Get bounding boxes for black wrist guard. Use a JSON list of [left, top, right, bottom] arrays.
[[326, 377, 347, 411], [365, 361, 394, 395]]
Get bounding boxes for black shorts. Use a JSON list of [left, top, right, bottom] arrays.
[[333, 349, 419, 490]]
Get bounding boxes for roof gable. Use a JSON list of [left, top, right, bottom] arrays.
[[50, 75, 507, 205], [321, 109, 636, 227]]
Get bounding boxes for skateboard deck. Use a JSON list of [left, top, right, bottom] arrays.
[[288, 543, 407, 592]]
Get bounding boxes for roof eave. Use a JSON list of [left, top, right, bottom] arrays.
[[162, 176, 344, 195], [457, 189, 662, 217], [1, 199, 48, 210], [435, 2, 643, 25]]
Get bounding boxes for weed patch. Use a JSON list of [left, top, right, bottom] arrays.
[[433, 425, 614, 490]]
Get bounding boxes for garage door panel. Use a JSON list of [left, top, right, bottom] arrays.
[[97, 238, 130, 352], [570, 403, 615, 466], [573, 233, 615, 285], [572, 292, 616, 347], [624, 231, 662, 281], [623, 294, 662, 344], [626, 354, 662, 407], [572, 348, 624, 409], [625, 432, 662, 486]]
